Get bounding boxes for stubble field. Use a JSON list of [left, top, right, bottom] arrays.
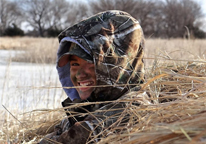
[[0, 37, 206, 143]]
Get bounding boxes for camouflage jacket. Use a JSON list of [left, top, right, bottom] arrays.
[[40, 10, 146, 144]]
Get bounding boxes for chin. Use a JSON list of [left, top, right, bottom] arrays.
[[77, 89, 94, 100], [79, 93, 91, 100]]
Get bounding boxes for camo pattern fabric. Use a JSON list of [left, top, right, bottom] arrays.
[[40, 10, 146, 144], [57, 10, 145, 101]]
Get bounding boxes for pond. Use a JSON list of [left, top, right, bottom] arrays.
[[0, 50, 66, 113]]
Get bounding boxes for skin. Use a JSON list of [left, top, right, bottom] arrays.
[[69, 55, 96, 100]]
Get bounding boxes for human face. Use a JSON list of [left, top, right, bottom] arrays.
[[69, 55, 96, 100]]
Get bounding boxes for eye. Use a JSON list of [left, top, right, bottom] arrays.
[[70, 62, 79, 66]]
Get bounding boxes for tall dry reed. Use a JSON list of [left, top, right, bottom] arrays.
[[0, 37, 206, 143]]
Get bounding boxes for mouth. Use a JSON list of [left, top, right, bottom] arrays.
[[77, 81, 94, 91]]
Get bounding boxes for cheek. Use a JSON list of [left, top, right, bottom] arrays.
[[70, 69, 77, 83], [71, 76, 77, 84]]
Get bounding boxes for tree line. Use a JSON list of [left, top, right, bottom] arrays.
[[0, 0, 205, 38]]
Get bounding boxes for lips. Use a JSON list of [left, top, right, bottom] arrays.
[[79, 81, 93, 86], [77, 81, 94, 91]]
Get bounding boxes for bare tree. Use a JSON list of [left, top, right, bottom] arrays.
[[89, 0, 138, 15], [89, 0, 116, 13], [89, 0, 157, 37], [160, 0, 203, 38], [22, 0, 71, 37], [0, 0, 22, 34], [2, 0, 203, 38], [23, 0, 52, 36], [130, 0, 157, 37], [88, 0, 204, 38], [46, 0, 70, 30], [65, 2, 90, 27]]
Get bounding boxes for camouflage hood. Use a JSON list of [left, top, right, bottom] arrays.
[[57, 10, 145, 101]]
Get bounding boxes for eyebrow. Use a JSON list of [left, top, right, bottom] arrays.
[[69, 56, 78, 61]]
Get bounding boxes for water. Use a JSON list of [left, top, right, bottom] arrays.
[[0, 50, 66, 113]]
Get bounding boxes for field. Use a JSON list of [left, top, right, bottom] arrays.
[[0, 37, 206, 143]]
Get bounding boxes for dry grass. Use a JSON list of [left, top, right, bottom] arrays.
[[2, 62, 205, 144], [145, 38, 206, 68], [0, 37, 58, 50], [0, 37, 59, 64], [1, 37, 206, 65], [0, 37, 206, 143], [94, 62, 206, 144]]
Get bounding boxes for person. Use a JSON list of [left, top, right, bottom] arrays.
[[39, 10, 148, 144]]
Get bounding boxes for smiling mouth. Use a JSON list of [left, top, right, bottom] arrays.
[[79, 81, 93, 86], [78, 81, 94, 91]]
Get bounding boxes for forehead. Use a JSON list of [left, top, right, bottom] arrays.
[[69, 55, 94, 65], [69, 55, 82, 61]]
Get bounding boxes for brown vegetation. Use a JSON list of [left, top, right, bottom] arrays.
[[1, 37, 206, 65], [0, 38, 206, 143], [2, 60, 206, 144], [0, 37, 58, 63], [1, 0, 205, 38]]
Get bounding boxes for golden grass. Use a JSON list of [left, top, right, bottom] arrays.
[[1, 37, 206, 65], [0, 37, 58, 50], [2, 62, 205, 144], [145, 38, 206, 68], [1, 37, 206, 143], [0, 37, 59, 63]]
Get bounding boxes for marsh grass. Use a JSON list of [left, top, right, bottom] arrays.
[[145, 39, 206, 68], [3, 62, 205, 144], [0, 37, 206, 143], [1, 37, 206, 65], [0, 37, 58, 64], [0, 37, 58, 51]]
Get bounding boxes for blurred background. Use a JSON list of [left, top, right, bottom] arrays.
[[0, 0, 206, 38]]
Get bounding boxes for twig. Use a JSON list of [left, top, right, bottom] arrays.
[[2, 105, 25, 127]]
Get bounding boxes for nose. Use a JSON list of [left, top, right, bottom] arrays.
[[76, 68, 88, 79]]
